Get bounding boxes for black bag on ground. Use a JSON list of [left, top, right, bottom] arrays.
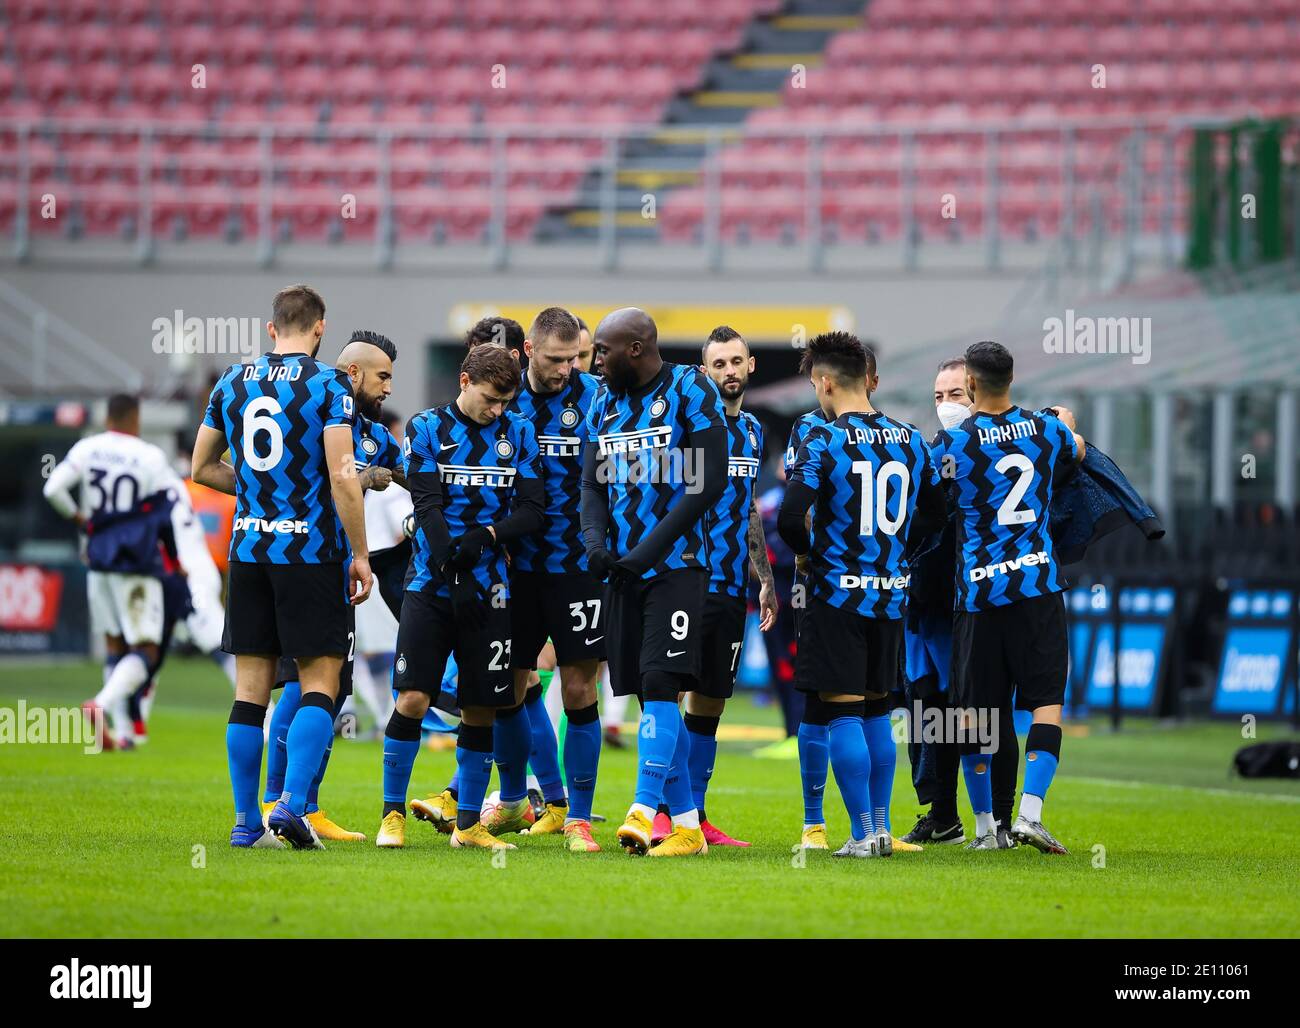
[[1232, 741, 1300, 779]]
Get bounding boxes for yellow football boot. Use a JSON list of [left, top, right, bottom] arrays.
[[561, 820, 601, 853], [616, 809, 654, 855], [800, 824, 830, 850], [481, 796, 534, 836], [376, 810, 406, 848], [527, 802, 569, 835], [260, 800, 275, 827], [890, 834, 923, 853], [306, 810, 365, 842], [450, 822, 517, 851], [410, 790, 456, 834], [647, 824, 708, 857]]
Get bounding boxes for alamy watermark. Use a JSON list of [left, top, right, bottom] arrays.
[[1043, 309, 1152, 366], [151, 311, 261, 358], [1, 701, 103, 754], [595, 444, 703, 495]]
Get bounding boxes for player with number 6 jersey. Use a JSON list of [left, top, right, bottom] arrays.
[[192, 284, 373, 852]]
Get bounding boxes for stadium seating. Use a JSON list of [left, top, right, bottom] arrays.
[[0, 0, 779, 242], [670, 1, 1298, 245], [0, 0, 1293, 246]]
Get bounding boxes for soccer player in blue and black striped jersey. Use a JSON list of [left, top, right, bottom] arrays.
[[674, 325, 779, 849], [377, 343, 545, 851], [494, 307, 607, 852], [931, 340, 1085, 854], [784, 404, 833, 851], [778, 332, 945, 858], [261, 330, 402, 844], [192, 284, 373, 850], [581, 307, 729, 857]]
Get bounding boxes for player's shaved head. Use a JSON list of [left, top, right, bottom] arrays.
[[593, 307, 659, 392], [336, 334, 395, 421]]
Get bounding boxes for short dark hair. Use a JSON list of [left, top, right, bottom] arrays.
[[461, 343, 520, 394], [800, 331, 869, 383], [529, 306, 580, 345], [938, 357, 966, 373], [465, 316, 523, 353], [702, 324, 747, 362], [106, 393, 139, 424], [349, 329, 397, 362], [272, 284, 326, 334], [964, 340, 1013, 391], [575, 315, 589, 332]]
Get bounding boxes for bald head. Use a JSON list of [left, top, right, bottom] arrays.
[[336, 336, 394, 420], [593, 307, 660, 392]]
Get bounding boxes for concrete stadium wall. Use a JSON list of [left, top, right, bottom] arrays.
[[0, 256, 1035, 419]]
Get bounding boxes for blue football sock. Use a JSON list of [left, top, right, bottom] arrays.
[[960, 752, 994, 814], [524, 689, 566, 805], [634, 700, 681, 809], [863, 714, 896, 835], [1023, 750, 1058, 800], [798, 721, 830, 826], [227, 701, 266, 830], [281, 694, 335, 816], [493, 703, 531, 804], [456, 724, 495, 830], [1023, 722, 1063, 807], [382, 710, 422, 812], [663, 718, 695, 817], [306, 737, 333, 815], [562, 703, 601, 822], [263, 680, 300, 803], [828, 714, 873, 840], [684, 713, 719, 819]]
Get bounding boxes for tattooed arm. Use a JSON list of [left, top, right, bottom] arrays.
[[748, 498, 779, 631]]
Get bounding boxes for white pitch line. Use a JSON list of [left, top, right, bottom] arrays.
[[1069, 775, 1300, 805]]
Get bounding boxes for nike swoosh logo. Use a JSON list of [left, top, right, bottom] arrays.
[[440, 443, 456, 451], [604, 413, 618, 422], [494, 684, 509, 693], [666, 649, 685, 657], [812, 784, 825, 793], [584, 636, 604, 645]]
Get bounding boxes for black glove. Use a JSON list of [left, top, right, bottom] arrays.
[[446, 526, 494, 572], [608, 556, 645, 591], [587, 547, 616, 581], [447, 570, 488, 632]]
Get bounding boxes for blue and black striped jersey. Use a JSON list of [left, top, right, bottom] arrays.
[[789, 410, 938, 619], [509, 367, 600, 574], [202, 352, 354, 565], [353, 413, 401, 475], [706, 411, 764, 597], [931, 406, 1080, 612], [585, 362, 726, 580], [784, 408, 828, 474], [404, 403, 540, 598]]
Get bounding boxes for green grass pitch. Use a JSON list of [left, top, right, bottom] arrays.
[[1, 657, 1297, 938]]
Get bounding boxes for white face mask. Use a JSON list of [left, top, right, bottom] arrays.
[[936, 401, 971, 430]]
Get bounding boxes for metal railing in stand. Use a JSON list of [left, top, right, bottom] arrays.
[[1, 114, 1247, 271]]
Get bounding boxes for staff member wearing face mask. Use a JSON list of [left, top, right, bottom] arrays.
[[898, 358, 973, 847]]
